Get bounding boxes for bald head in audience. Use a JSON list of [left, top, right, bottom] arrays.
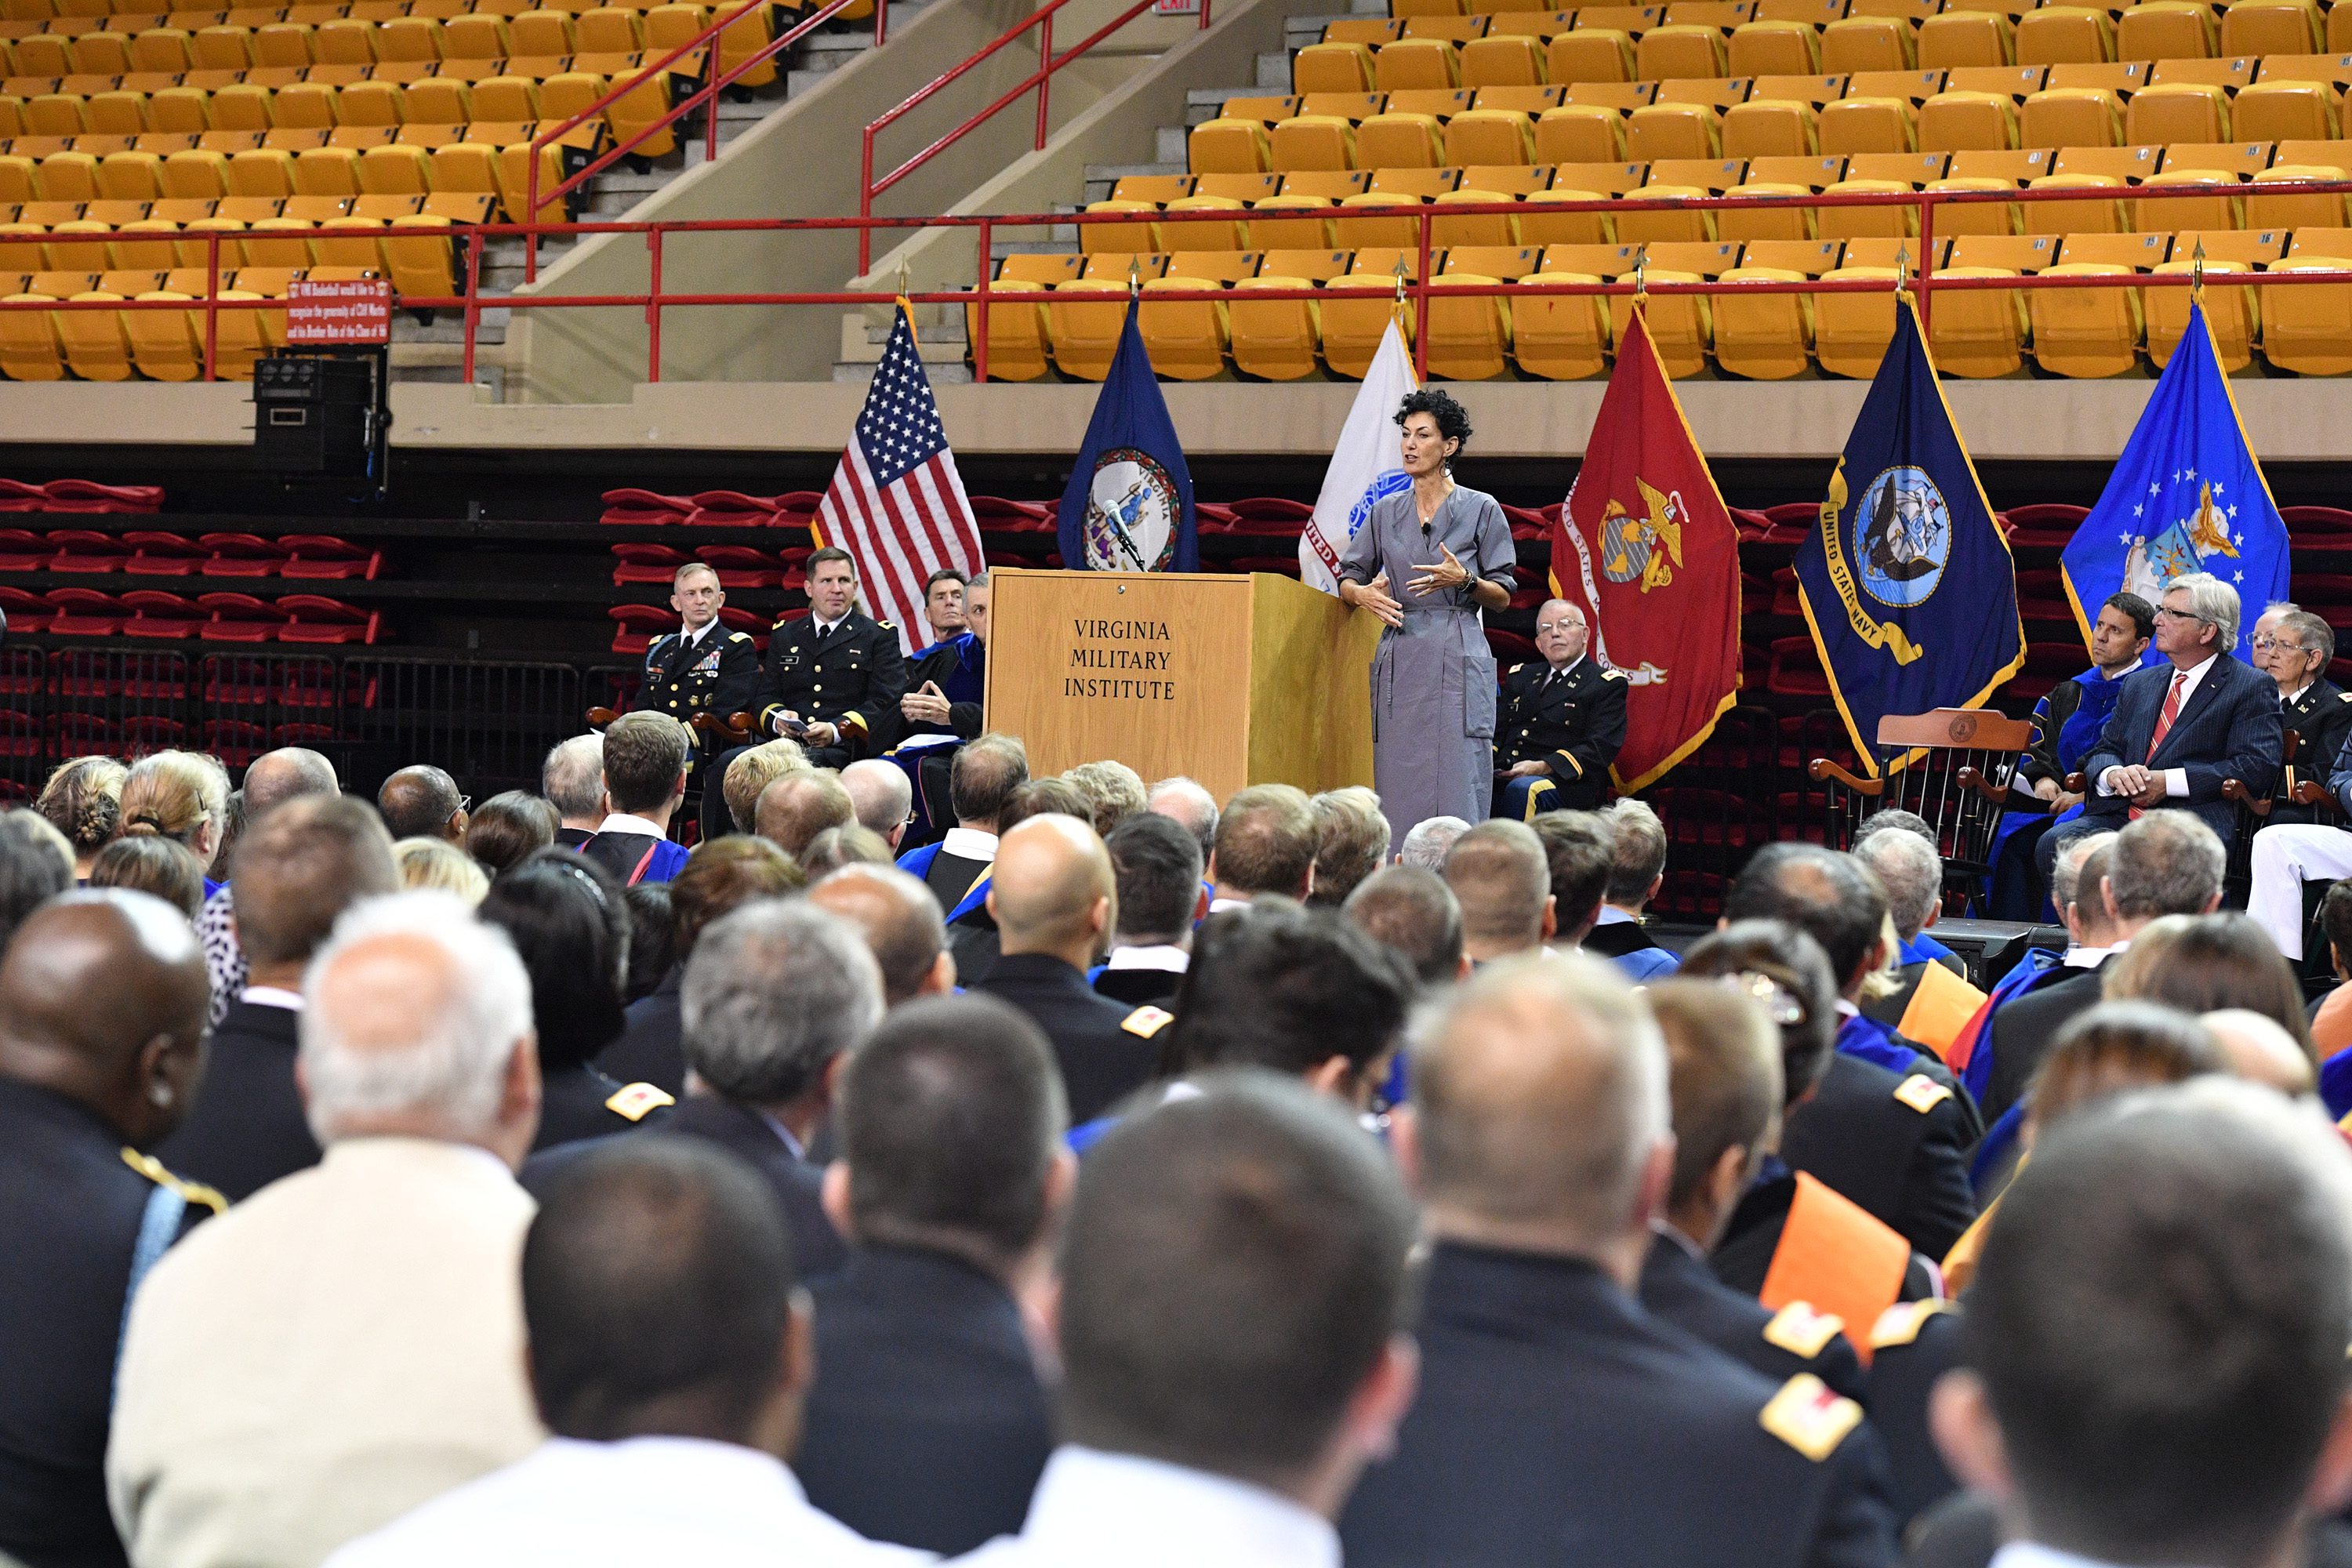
[[1401, 950, 1671, 1287], [757, 771, 855, 858], [1443, 821, 1556, 963], [840, 760, 913, 853], [988, 815, 1116, 973], [377, 765, 467, 844], [2202, 1009, 2318, 1098], [1345, 864, 1468, 987], [0, 891, 210, 1149], [239, 747, 339, 820], [808, 864, 956, 1004]]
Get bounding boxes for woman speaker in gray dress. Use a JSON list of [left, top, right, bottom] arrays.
[[1336, 390, 1518, 848]]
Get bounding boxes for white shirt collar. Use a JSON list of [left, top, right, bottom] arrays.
[[1105, 944, 1189, 973], [1595, 906, 1636, 927], [1548, 654, 1584, 679], [681, 619, 716, 648], [1005, 1446, 1338, 1568], [2064, 938, 2128, 968], [238, 985, 304, 1011], [1989, 1543, 2171, 1568], [942, 826, 999, 862], [2168, 652, 2220, 699], [2282, 677, 2316, 706], [1835, 998, 1860, 1018], [595, 812, 667, 839], [813, 615, 843, 638], [1208, 895, 1251, 913]]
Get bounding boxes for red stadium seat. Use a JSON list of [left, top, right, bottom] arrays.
[[1226, 497, 1314, 535], [123, 531, 207, 575], [201, 718, 270, 768], [201, 533, 289, 577], [0, 709, 38, 758], [0, 480, 49, 513], [0, 529, 52, 570], [2281, 506, 2352, 535], [599, 488, 695, 526], [196, 592, 292, 641], [611, 543, 691, 586], [696, 545, 784, 588], [1487, 628, 1538, 664], [1767, 636, 1829, 696], [277, 595, 379, 645], [2002, 503, 2088, 548], [717, 605, 771, 652], [122, 589, 206, 639], [45, 588, 127, 635], [47, 531, 129, 572], [40, 480, 163, 513], [684, 491, 778, 528], [609, 603, 679, 655], [279, 535, 382, 580], [0, 586, 52, 631]]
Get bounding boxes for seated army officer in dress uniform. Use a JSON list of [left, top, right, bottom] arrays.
[[1494, 599, 1628, 820], [701, 547, 908, 841], [636, 563, 762, 782]]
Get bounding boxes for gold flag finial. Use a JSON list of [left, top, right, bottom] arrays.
[[1894, 241, 1911, 296], [1632, 242, 1648, 303], [1128, 254, 1141, 298], [2191, 235, 2206, 303], [1392, 254, 1410, 328]]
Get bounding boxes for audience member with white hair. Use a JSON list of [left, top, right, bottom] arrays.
[[840, 760, 914, 854], [109, 892, 546, 1568], [540, 735, 607, 848], [1398, 815, 1471, 873]]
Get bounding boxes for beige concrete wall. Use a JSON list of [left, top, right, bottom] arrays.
[[510, 0, 1201, 400], [20, 376, 2352, 462]]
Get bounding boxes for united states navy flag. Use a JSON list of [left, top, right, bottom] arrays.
[[1056, 300, 1198, 574], [1797, 299, 2024, 775], [2059, 299, 2288, 663]]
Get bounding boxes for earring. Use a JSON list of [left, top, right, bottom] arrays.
[[149, 1081, 172, 1109]]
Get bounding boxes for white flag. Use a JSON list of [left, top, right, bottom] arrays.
[[1301, 320, 1417, 594]]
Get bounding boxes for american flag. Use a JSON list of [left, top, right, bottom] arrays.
[[815, 303, 982, 654]]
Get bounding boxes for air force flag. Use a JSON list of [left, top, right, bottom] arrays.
[[1797, 299, 2024, 775], [1057, 300, 1199, 574], [2060, 299, 2288, 662], [1302, 320, 1417, 594]]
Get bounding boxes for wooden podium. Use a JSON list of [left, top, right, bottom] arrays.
[[985, 568, 1381, 801]]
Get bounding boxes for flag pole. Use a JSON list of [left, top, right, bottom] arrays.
[[2190, 236, 2206, 307], [1392, 254, 1408, 332]]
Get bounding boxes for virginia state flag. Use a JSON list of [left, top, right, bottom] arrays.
[[1302, 320, 1416, 594], [1553, 308, 1741, 792], [2060, 299, 2288, 662], [1057, 299, 1198, 573], [1798, 299, 2024, 775]]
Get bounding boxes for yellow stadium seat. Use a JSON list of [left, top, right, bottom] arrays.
[[1245, 195, 1334, 249], [1080, 198, 1160, 255], [240, 216, 313, 267], [2248, 162, 2348, 229], [1635, 24, 1726, 80], [310, 213, 380, 269], [191, 22, 254, 67], [10, 33, 72, 74], [35, 150, 98, 201], [2014, 6, 2111, 65], [208, 82, 272, 130], [1918, 91, 2017, 152], [1712, 263, 1812, 376], [25, 92, 86, 136], [539, 71, 605, 126], [2030, 260, 2141, 376], [1819, 96, 1916, 154], [1330, 191, 1421, 248], [333, 80, 400, 127], [1428, 245, 1536, 379], [57, 276, 131, 378], [1430, 187, 1520, 246], [179, 216, 245, 270], [1511, 263, 1606, 378], [1189, 119, 1269, 175], [1714, 181, 1809, 241], [1157, 194, 1245, 250], [1294, 41, 1374, 94], [380, 211, 454, 301], [1444, 107, 1537, 164], [0, 155, 29, 206], [309, 16, 371, 63], [1268, 115, 1355, 172], [1534, 103, 1626, 163], [82, 89, 144, 136], [1193, 173, 1283, 204], [67, 31, 129, 74], [470, 75, 539, 122], [1721, 98, 1815, 157], [160, 147, 229, 198], [1232, 247, 1349, 379], [1820, 16, 1914, 73], [1917, 12, 2010, 67], [253, 20, 311, 66], [1356, 111, 1446, 167], [146, 85, 209, 134], [2115, 2, 2212, 60], [0, 223, 45, 278], [494, 140, 563, 223], [109, 216, 178, 271], [2125, 82, 2230, 144], [2021, 171, 2124, 234], [1617, 182, 1716, 244], [575, 8, 641, 49], [441, 12, 506, 56], [963, 255, 1073, 383], [1728, 19, 1819, 75], [0, 278, 62, 379], [2220, 0, 2320, 56], [2264, 246, 2352, 374], [355, 141, 430, 195], [2235, 79, 2338, 142], [1517, 186, 1615, 245], [2134, 167, 2239, 231], [642, 2, 709, 50], [375, 15, 441, 60], [508, 9, 575, 54], [394, 78, 467, 125], [1321, 249, 1418, 376], [1817, 176, 1916, 238], [1375, 38, 1460, 91], [226, 146, 292, 196], [1806, 255, 1894, 376], [1928, 265, 2027, 376], [44, 219, 109, 270], [1548, 29, 1635, 82], [118, 277, 199, 379], [270, 83, 335, 129], [1131, 275, 1228, 380], [2016, 87, 2120, 147], [1924, 175, 2018, 235], [709, 0, 776, 89], [292, 144, 359, 195], [1458, 34, 1543, 87], [2148, 258, 2253, 371], [1626, 101, 1719, 158]]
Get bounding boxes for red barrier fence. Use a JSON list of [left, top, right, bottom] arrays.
[[16, 176, 2352, 385]]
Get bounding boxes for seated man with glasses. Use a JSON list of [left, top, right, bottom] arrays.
[[1493, 598, 1626, 821], [2249, 603, 2352, 829], [2036, 572, 2281, 892]]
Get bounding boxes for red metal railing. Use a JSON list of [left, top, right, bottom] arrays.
[[15, 176, 2352, 386], [522, 0, 887, 281], [856, 0, 1211, 272]]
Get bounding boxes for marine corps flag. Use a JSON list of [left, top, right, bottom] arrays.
[[1798, 299, 2024, 776], [1553, 307, 1741, 792]]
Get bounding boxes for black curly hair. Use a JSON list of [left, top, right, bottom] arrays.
[[1394, 388, 1472, 452]]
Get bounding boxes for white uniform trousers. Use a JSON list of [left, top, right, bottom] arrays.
[[2246, 822, 2352, 960]]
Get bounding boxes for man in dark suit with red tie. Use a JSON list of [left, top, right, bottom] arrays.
[[2037, 572, 2281, 887]]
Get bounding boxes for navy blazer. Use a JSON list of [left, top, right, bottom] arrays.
[[796, 1244, 1055, 1555], [2078, 652, 2281, 842]]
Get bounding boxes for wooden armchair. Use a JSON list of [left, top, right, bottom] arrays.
[[1808, 707, 2035, 917]]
